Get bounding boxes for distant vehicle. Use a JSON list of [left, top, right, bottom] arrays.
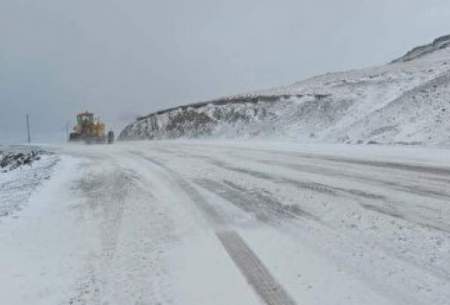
[[107, 130, 115, 144], [69, 112, 112, 144]]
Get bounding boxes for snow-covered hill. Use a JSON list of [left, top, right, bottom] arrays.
[[119, 35, 450, 145]]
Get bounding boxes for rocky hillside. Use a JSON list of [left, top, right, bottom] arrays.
[[119, 35, 450, 145]]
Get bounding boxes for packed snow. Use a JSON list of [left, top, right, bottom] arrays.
[[1, 141, 450, 305]]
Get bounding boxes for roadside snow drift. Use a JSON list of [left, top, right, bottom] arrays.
[[0, 147, 58, 218], [119, 35, 450, 145]]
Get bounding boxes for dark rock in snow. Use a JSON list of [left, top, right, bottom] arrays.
[[0, 150, 44, 173]]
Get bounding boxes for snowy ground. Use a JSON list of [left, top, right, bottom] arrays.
[[0, 146, 58, 219], [1, 141, 450, 305]]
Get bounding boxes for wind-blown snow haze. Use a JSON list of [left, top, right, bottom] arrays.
[[2, 3, 450, 304]]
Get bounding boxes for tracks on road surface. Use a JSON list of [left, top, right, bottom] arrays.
[[217, 230, 297, 305], [132, 151, 298, 305]]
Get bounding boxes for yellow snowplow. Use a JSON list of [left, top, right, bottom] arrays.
[[69, 112, 114, 144]]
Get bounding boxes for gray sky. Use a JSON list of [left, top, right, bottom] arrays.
[[1, 0, 450, 143]]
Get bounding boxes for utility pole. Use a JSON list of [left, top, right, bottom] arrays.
[[26, 114, 31, 144], [66, 121, 70, 142]]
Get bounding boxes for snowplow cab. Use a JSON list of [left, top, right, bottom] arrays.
[[77, 112, 94, 125]]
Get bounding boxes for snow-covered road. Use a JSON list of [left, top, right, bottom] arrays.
[[1, 141, 450, 305]]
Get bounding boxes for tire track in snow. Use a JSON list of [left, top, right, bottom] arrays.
[[69, 155, 178, 305], [131, 152, 226, 226], [217, 230, 297, 305], [195, 178, 319, 224], [159, 147, 450, 288], [184, 143, 450, 177], [195, 155, 450, 233], [131, 151, 298, 305]]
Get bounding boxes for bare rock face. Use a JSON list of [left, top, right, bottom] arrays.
[[120, 34, 450, 145], [118, 94, 349, 141]]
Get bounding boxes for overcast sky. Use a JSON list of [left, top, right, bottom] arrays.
[[1, 0, 450, 143]]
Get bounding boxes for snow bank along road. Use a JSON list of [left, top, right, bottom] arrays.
[[1, 141, 450, 305]]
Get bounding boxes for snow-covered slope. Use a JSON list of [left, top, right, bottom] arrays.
[[0, 146, 58, 218], [119, 35, 450, 145], [391, 35, 450, 63]]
